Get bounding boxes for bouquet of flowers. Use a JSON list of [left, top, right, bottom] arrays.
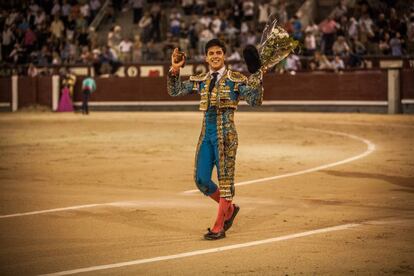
[[243, 16, 298, 74], [258, 17, 299, 72]]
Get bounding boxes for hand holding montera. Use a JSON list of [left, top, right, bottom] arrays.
[[171, 48, 186, 70]]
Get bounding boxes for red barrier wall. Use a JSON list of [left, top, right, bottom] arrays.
[[401, 69, 414, 99], [9, 70, 414, 109], [67, 70, 388, 102], [37, 76, 53, 106], [0, 77, 11, 103], [263, 70, 387, 101], [18, 77, 37, 108], [18, 76, 52, 108], [72, 76, 198, 102]]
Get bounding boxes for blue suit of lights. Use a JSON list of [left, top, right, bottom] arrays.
[[167, 68, 263, 200]]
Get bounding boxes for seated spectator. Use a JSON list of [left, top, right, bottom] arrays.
[[227, 47, 241, 61], [285, 54, 301, 74], [242, 0, 255, 22], [75, 14, 88, 32], [389, 32, 403, 56], [376, 13, 388, 31], [211, 14, 222, 35], [331, 55, 345, 72], [408, 15, 414, 53], [80, 46, 94, 64], [182, 0, 194, 16], [312, 51, 332, 70], [24, 27, 37, 53], [332, 36, 350, 56], [348, 17, 359, 40], [9, 43, 26, 64], [90, 0, 102, 20], [50, 16, 65, 41], [88, 27, 98, 50], [194, 0, 206, 15], [198, 25, 214, 55], [359, 13, 374, 45], [199, 13, 211, 29], [52, 51, 62, 65], [132, 34, 142, 62], [179, 23, 190, 54], [163, 33, 178, 60], [205, 0, 217, 15], [347, 37, 365, 68], [37, 45, 52, 66], [143, 41, 160, 61], [61, 0, 71, 23], [258, 1, 270, 30], [291, 15, 303, 41], [77, 27, 89, 48], [150, 4, 162, 42], [379, 32, 391, 55], [27, 63, 38, 77], [304, 30, 316, 56], [330, 0, 347, 20], [139, 12, 152, 43], [80, 2, 91, 24], [170, 17, 181, 37], [119, 37, 133, 62]]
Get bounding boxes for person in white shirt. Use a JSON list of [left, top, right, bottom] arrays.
[[80, 3, 91, 23], [119, 37, 134, 62], [198, 25, 214, 55], [285, 54, 301, 73], [51, 0, 61, 17], [304, 30, 316, 56], [331, 55, 345, 72], [211, 15, 222, 35], [90, 0, 102, 20]]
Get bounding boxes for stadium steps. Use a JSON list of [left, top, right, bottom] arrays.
[[97, 8, 138, 45], [315, 0, 337, 22]]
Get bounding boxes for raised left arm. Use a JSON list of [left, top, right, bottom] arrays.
[[238, 70, 264, 106]]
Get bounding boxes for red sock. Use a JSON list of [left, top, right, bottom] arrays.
[[211, 198, 232, 233], [224, 204, 235, 221], [209, 189, 220, 203]]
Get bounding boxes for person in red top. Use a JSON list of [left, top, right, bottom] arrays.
[[319, 15, 338, 55]]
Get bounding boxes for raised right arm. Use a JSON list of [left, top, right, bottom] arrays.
[[167, 71, 197, 97]]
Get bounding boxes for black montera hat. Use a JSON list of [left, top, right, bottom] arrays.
[[205, 39, 226, 55]]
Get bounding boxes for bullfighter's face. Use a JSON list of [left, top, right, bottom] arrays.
[[206, 46, 225, 71]]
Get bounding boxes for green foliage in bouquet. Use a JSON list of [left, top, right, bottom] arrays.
[[258, 20, 299, 72]]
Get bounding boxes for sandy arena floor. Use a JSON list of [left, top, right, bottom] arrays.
[[0, 112, 413, 275]]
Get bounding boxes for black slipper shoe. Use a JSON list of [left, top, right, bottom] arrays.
[[224, 204, 240, 231], [204, 228, 226, 240]]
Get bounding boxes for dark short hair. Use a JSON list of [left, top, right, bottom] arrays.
[[205, 39, 226, 55]]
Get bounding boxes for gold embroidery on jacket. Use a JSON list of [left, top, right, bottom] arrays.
[[194, 116, 206, 184], [216, 109, 238, 200]]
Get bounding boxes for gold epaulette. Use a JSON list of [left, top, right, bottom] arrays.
[[227, 70, 247, 82], [189, 72, 208, 82]]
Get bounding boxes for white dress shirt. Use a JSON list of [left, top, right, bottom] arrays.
[[209, 66, 226, 85]]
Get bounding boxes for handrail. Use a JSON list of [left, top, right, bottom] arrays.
[[89, 0, 111, 31], [296, 0, 317, 27]]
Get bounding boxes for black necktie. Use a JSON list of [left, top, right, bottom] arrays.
[[207, 72, 218, 109], [209, 72, 218, 93]]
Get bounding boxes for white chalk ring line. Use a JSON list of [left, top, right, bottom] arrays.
[[0, 127, 376, 219]]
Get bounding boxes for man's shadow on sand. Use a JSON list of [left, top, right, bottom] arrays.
[[322, 170, 414, 193]]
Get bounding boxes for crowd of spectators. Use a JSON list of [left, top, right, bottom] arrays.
[[1, 0, 103, 68], [1, 0, 414, 75], [298, 0, 414, 72]]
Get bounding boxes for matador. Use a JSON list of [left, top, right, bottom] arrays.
[[167, 39, 264, 240]]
